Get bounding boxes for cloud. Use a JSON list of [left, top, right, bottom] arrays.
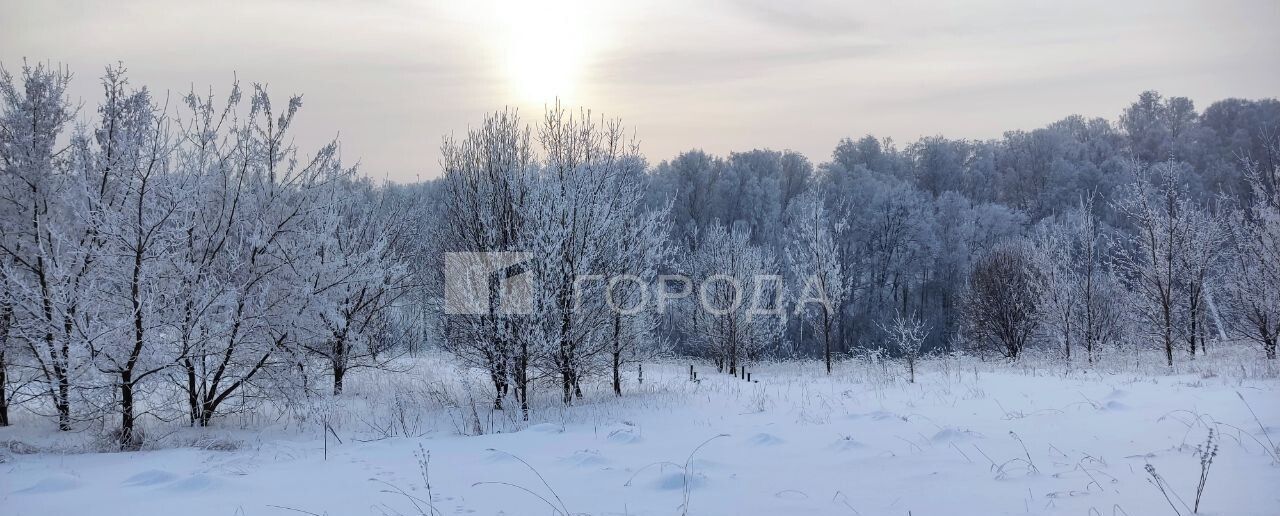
[[726, 0, 863, 35], [593, 41, 885, 86]]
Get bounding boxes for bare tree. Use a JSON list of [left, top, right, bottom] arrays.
[[962, 243, 1040, 359]]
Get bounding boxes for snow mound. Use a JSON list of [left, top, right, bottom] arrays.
[[828, 436, 865, 451], [866, 410, 900, 421], [165, 474, 218, 492], [122, 470, 178, 487], [523, 423, 564, 434], [1103, 400, 1129, 411], [606, 428, 642, 444], [930, 428, 980, 443], [652, 471, 706, 491], [482, 450, 521, 463], [15, 474, 80, 494], [746, 433, 784, 446], [559, 449, 608, 468]]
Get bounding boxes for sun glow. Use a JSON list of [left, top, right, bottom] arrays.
[[498, 0, 599, 104]]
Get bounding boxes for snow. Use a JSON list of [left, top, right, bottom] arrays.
[[3, 353, 1278, 516]]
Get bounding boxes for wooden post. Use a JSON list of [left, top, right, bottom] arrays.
[[747, 372, 752, 382]]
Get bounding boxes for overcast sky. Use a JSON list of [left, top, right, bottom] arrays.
[[2, 0, 1277, 181]]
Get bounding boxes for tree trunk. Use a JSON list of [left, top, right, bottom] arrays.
[[822, 311, 832, 375], [0, 298, 10, 427], [183, 359, 199, 426], [1163, 303, 1174, 367], [1188, 302, 1199, 358], [561, 366, 573, 405], [612, 312, 622, 396], [333, 364, 345, 396], [0, 347, 8, 427], [1063, 323, 1071, 361], [56, 359, 71, 431], [612, 352, 622, 397], [515, 339, 529, 420], [120, 374, 136, 450], [332, 335, 347, 396]]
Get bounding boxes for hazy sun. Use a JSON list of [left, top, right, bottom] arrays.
[[499, 0, 598, 104]]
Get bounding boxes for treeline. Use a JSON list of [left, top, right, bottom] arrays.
[[1, 63, 1277, 447], [643, 93, 1279, 363]]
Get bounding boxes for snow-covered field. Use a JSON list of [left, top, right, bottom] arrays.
[[3, 351, 1278, 516]]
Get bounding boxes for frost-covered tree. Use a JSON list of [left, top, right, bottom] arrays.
[[1113, 161, 1220, 366], [1225, 148, 1280, 359], [83, 69, 183, 448], [785, 189, 845, 374], [438, 109, 533, 411], [685, 223, 783, 374], [170, 84, 346, 426], [881, 312, 929, 383], [1031, 195, 1128, 363], [523, 104, 652, 405], [297, 178, 412, 395], [599, 173, 671, 396], [0, 63, 81, 430]]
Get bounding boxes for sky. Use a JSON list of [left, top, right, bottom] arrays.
[[2, 0, 1278, 182]]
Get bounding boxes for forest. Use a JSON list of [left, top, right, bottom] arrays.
[[1, 61, 1278, 455]]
